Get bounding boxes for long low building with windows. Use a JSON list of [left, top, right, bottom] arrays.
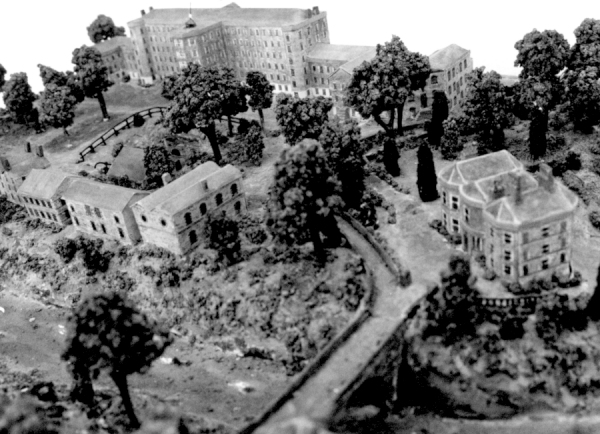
[[437, 150, 578, 284], [131, 161, 246, 255], [62, 179, 149, 245]]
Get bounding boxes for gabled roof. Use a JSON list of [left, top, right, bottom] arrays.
[[106, 147, 146, 183], [439, 150, 522, 187], [429, 44, 470, 70], [2, 154, 51, 177], [62, 179, 148, 213], [134, 162, 242, 216], [94, 36, 133, 54], [17, 169, 78, 200]]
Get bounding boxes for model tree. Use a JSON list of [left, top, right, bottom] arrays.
[[203, 212, 241, 265], [345, 35, 431, 137], [274, 93, 333, 145], [38, 64, 85, 104], [440, 117, 462, 160], [416, 143, 438, 202], [72, 46, 114, 121], [143, 145, 176, 188], [428, 90, 449, 149], [383, 136, 401, 177], [0, 63, 6, 90], [462, 67, 513, 154], [563, 19, 600, 134], [246, 71, 274, 128], [39, 84, 78, 135], [240, 121, 265, 165], [87, 15, 126, 44], [161, 74, 178, 101], [62, 292, 172, 429], [164, 64, 247, 164], [319, 120, 366, 210], [221, 68, 248, 136], [2, 72, 36, 125], [267, 139, 343, 260], [514, 29, 570, 159]]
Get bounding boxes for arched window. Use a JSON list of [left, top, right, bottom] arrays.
[[234, 201, 241, 214], [189, 230, 197, 244], [231, 183, 238, 196], [431, 75, 438, 84], [184, 212, 192, 225], [216, 193, 223, 206], [200, 203, 207, 215]]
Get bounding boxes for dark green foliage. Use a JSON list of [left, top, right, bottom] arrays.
[[39, 84, 78, 135], [569, 18, 600, 71], [462, 67, 513, 154], [319, 120, 366, 210], [203, 212, 241, 265], [38, 64, 84, 104], [143, 145, 175, 188], [586, 263, 600, 321], [589, 211, 600, 231], [535, 294, 589, 342], [240, 122, 264, 166], [86, 14, 126, 43], [71, 46, 113, 120], [3, 72, 36, 124], [0, 63, 6, 90], [344, 35, 431, 137], [383, 137, 400, 177], [164, 64, 246, 164], [0, 395, 59, 434], [0, 195, 24, 224], [441, 117, 462, 159], [563, 67, 600, 134], [161, 75, 177, 101], [245, 71, 274, 128], [62, 292, 173, 428], [274, 93, 333, 145], [73, 235, 113, 273], [499, 317, 526, 340], [546, 149, 581, 176], [428, 90, 449, 148], [416, 143, 439, 202], [514, 29, 570, 159], [133, 113, 145, 127], [267, 139, 343, 259], [53, 238, 78, 263]]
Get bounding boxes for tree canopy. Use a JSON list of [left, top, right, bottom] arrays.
[[143, 145, 176, 189], [416, 143, 438, 202], [38, 64, 85, 104], [344, 35, 431, 137], [2, 72, 36, 124], [274, 93, 333, 145], [164, 64, 246, 164], [62, 292, 172, 428], [267, 139, 343, 259], [428, 90, 449, 149], [246, 71, 274, 127], [203, 211, 241, 265], [462, 67, 513, 154], [440, 117, 462, 160], [318, 120, 367, 210], [39, 84, 78, 135], [72, 46, 113, 120], [0, 63, 6, 90], [514, 29, 570, 158], [87, 15, 126, 44]]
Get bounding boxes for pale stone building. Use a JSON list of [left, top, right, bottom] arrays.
[[62, 179, 149, 245], [437, 150, 578, 284], [131, 161, 246, 255], [17, 169, 80, 225], [0, 144, 50, 205], [94, 36, 136, 82]]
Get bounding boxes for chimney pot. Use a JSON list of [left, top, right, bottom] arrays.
[[141, 9, 146, 15], [149, 6, 153, 11], [161, 172, 172, 186], [25, 142, 31, 153], [0, 157, 10, 172], [36, 145, 44, 158], [538, 163, 555, 193], [312, 6, 320, 14], [307, 9, 312, 18]]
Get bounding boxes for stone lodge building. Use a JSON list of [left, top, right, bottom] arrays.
[[17, 169, 80, 226], [94, 36, 137, 83], [437, 150, 578, 284], [0, 144, 50, 205], [131, 161, 246, 255], [62, 179, 149, 245]]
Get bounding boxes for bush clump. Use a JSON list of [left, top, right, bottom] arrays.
[[53, 235, 113, 273], [132, 113, 145, 127], [589, 211, 600, 231]]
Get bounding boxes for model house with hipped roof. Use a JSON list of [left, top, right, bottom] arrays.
[[0, 144, 51, 205], [437, 150, 578, 284], [62, 179, 149, 245], [131, 161, 246, 255], [17, 169, 80, 226]]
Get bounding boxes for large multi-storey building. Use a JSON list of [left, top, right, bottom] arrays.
[[94, 36, 137, 83], [0, 144, 50, 205], [437, 150, 578, 285]]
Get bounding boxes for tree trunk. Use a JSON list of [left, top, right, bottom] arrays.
[[69, 367, 95, 407], [201, 122, 222, 165], [96, 91, 110, 121], [227, 115, 234, 137], [258, 108, 265, 129], [63, 126, 70, 136], [373, 114, 395, 137], [396, 103, 405, 137], [529, 110, 548, 160], [111, 372, 140, 429]]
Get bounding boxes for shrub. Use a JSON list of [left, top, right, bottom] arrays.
[[526, 277, 553, 294], [73, 235, 113, 273], [548, 150, 581, 176], [499, 317, 526, 340], [54, 238, 78, 263], [244, 225, 268, 245], [132, 113, 145, 127], [589, 211, 600, 231], [111, 142, 124, 158], [122, 74, 131, 83], [474, 252, 486, 268]]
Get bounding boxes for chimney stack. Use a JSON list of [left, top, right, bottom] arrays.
[[0, 157, 10, 172], [312, 6, 320, 15], [36, 145, 44, 158], [161, 172, 172, 186], [306, 8, 312, 18], [141, 9, 146, 15], [510, 173, 523, 205], [24, 141, 31, 153], [491, 179, 505, 200], [149, 6, 153, 11], [537, 164, 555, 193]]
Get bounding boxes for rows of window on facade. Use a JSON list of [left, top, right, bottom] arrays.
[[8, 162, 246, 256]]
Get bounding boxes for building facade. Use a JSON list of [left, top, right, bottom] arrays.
[[132, 161, 246, 255], [62, 179, 149, 245], [94, 36, 137, 82], [0, 144, 51, 205], [437, 151, 578, 285], [17, 169, 80, 225]]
